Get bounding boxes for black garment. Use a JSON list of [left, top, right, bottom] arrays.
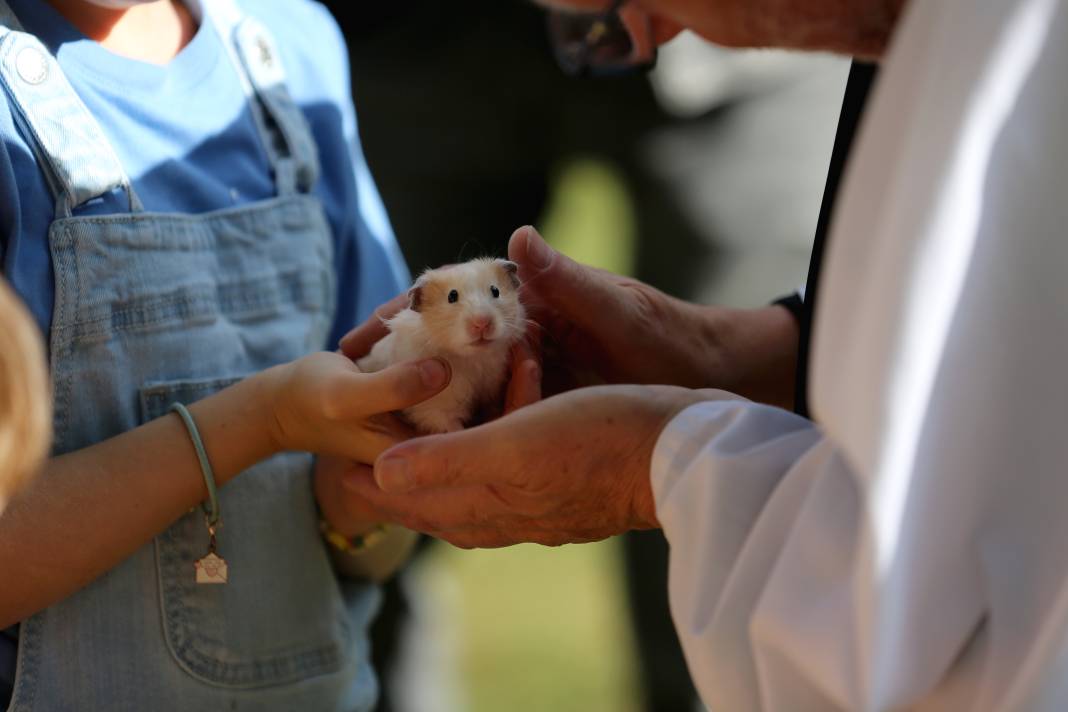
[[795, 62, 879, 418]]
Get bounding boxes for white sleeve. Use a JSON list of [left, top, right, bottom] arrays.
[[651, 402, 988, 712], [651, 0, 1068, 709], [651, 401, 841, 711]]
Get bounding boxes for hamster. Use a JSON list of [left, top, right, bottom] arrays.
[[358, 258, 526, 434]]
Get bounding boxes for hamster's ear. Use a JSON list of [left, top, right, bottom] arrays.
[[498, 259, 520, 288], [407, 281, 425, 312]]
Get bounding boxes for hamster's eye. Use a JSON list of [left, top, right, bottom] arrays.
[[490, 285, 500, 299], [448, 289, 459, 304]]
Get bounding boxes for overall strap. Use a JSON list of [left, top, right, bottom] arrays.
[[0, 4, 143, 218], [206, 0, 320, 196]]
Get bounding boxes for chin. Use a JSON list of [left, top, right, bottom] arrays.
[[459, 338, 500, 355]]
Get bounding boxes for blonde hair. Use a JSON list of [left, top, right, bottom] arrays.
[[0, 277, 50, 510]]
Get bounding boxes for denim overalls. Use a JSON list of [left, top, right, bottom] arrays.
[[1, 1, 378, 709]]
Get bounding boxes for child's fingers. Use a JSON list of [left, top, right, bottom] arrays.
[[339, 294, 407, 360], [331, 359, 451, 420]]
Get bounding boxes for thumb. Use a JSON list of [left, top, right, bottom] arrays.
[[337, 358, 450, 418], [507, 226, 623, 330], [373, 423, 510, 494]]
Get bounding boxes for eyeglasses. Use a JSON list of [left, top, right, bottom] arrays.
[[546, 0, 658, 78]]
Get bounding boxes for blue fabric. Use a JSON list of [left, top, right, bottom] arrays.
[[0, 0, 410, 347], [0, 0, 409, 705]]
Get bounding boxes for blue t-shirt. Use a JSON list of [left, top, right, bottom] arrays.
[[0, 0, 410, 346], [0, 0, 410, 698]]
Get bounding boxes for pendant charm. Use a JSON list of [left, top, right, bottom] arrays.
[[195, 552, 228, 584], [194, 520, 228, 584]]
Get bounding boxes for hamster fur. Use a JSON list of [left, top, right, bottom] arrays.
[[358, 258, 526, 433]]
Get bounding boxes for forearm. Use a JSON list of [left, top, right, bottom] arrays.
[[0, 369, 281, 628], [691, 304, 799, 410]]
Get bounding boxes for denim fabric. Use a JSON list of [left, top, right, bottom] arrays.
[[3, 1, 379, 709], [0, 17, 138, 217]]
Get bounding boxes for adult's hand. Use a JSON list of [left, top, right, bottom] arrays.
[[509, 226, 799, 408], [336, 237, 715, 391], [317, 334, 542, 537], [341, 385, 731, 548], [323, 298, 543, 541]]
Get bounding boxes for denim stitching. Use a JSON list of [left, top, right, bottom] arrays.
[[145, 384, 351, 689], [54, 269, 325, 342], [8, 609, 42, 710]]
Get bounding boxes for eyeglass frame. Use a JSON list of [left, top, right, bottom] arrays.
[[545, 0, 659, 78]]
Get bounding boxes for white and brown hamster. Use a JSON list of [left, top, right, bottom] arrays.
[[358, 258, 526, 434]]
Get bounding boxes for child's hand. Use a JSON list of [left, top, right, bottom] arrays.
[[338, 294, 406, 360], [264, 351, 450, 464]]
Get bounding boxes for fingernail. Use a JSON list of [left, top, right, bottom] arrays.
[[418, 359, 448, 389], [376, 457, 414, 493], [525, 228, 553, 270]]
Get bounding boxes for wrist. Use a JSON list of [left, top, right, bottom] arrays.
[[687, 303, 734, 389], [256, 363, 292, 455], [715, 305, 799, 409], [325, 525, 419, 583], [631, 473, 661, 530], [320, 518, 391, 553], [322, 512, 383, 540], [630, 385, 712, 530], [182, 369, 287, 490]]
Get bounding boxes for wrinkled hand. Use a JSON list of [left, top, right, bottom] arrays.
[[506, 226, 723, 393], [341, 385, 723, 548], [510, 226, 800, 408]]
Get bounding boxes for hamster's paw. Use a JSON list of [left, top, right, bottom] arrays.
[[435, 419, 465, 434]]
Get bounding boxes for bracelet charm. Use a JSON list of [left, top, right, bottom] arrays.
[[194, 517, 228, 584]]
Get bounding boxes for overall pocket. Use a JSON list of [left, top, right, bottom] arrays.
[[141, 377, 352, 689]]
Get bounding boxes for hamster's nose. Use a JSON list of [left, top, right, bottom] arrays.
[[467, 315, 494, 339]]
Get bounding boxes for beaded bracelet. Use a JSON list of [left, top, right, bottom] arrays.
[[170, 402, 228, 585], [319, 517, 391, 556]]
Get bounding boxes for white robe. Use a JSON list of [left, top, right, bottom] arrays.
[[651, 0, 1068, 709]]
